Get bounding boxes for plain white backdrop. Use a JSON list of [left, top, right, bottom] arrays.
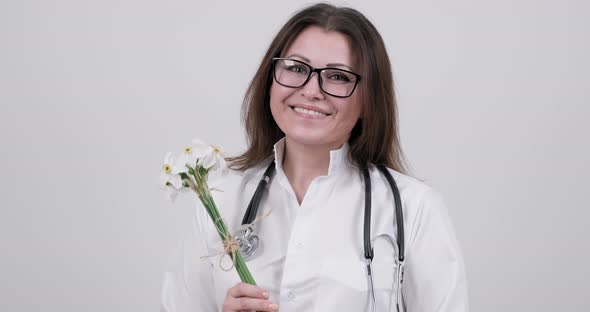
[[1, 0, 588, 311]]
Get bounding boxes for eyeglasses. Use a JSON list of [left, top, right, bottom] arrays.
[[271, 57, 361, 98]]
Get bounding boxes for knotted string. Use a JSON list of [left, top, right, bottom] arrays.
[[200, 210, 273, 271]]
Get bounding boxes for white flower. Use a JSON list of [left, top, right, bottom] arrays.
[[178, 140, 207, 169], [200, 145, 227, 172], [208, 145, 228, 174], [160, 139, 228, 203], [160, 152, 184, 189], [188, 139, 228, 174]]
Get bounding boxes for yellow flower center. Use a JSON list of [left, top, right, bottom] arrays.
[[163, 164, 171, 173], [212, 145, 222, 154], [184, 146, 192, 153]]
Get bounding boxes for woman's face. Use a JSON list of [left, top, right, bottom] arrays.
[[269, 26, 362, 150]]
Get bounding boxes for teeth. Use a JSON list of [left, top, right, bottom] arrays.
[[293, 106, 328, 117]]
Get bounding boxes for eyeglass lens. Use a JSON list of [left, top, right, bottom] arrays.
[[273, 59, 358, 97]]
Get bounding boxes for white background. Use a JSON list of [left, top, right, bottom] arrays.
[[1, 0, 588, 311]]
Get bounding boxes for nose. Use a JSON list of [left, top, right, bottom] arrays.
[[300, 72, 324, 100]]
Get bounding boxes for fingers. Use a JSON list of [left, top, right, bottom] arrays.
[[223, 283, 279, 312], [224, 297, 278, 311], [228, 282, 268, 299]]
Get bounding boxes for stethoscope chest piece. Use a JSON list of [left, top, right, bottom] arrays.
[[235, 225, 259, 260]]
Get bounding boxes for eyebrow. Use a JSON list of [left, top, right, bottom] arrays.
[[285, 54, 354, 71]]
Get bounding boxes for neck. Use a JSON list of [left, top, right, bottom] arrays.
[[281, 138, 343, 204]]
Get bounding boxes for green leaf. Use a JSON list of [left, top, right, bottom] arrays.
[[186, 165, 196, 175]]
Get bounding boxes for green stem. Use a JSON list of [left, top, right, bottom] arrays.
[[193, 170, 257, 285]]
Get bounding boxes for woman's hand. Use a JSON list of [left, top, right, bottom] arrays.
[[222, 282, 279, 312]]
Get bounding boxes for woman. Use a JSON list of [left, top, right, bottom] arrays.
[[161, 3, 468, 312]]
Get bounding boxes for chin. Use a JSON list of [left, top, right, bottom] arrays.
[[284, 130, 345, 149]]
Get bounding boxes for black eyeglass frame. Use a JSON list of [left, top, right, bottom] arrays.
[[271, 57, 362, 98]]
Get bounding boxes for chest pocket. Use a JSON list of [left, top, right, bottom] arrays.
[[314, 235, 399, 311]]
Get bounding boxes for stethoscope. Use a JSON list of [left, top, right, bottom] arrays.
[[235, 160, 406, 312]]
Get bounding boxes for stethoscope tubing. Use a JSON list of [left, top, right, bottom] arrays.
[[375, 165, 405, 262], [241, 161, 275, 225]]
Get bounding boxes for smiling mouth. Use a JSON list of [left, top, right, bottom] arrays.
[[290, 105, 331, 117]]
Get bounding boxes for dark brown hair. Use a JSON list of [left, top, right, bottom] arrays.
[[228, 3, 408, 173]]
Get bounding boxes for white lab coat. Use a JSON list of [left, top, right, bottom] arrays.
[[161, 139, 469, 311]]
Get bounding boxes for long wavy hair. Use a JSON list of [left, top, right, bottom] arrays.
[[228, 3, 408, 173]]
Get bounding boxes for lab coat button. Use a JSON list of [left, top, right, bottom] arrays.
[[287, 290, 296, 301]]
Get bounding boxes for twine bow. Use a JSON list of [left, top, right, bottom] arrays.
[[201, 210, 273, 271]]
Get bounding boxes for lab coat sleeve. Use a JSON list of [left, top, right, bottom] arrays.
[[160, 213, 218, 312], [402, 188, 469, 312]]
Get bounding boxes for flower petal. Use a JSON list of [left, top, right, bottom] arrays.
[[164, 152, 173, 164], [168, 174, 184, 189], [160, 173, 170, 186], [190, 139, 210, 156], [199, 152, 216, 169]]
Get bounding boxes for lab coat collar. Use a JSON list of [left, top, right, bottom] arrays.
[[272, 137, 351, 177]]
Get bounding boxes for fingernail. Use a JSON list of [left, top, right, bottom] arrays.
[[262, 291, 269, 298], [269, 303, 279, 310]]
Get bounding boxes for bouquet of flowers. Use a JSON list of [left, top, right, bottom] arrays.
[[160, 139, 256, 285]]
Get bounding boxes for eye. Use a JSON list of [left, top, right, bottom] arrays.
[[287, 64, 309, 74], [327, 71, 352, 82]]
